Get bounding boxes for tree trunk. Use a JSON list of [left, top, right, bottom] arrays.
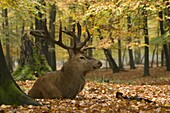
[[164, 0, 170, 32], [118, 38, 123, 69], [21, 21, 25, 36], [12, 34, 51, 80], [156, 45, 159, 67], [142, 6, 150, 76], [134, 40, 142, 64], [0, 40, 40, 105], [159, 11, 170, 70], [2, 8, 13, 72], [127, 16, 136, 69], [87, 37, 93, 57], [122, 47, 127, 65], [49, 4, 57, 71], [35, 0, 50, 68], [128, 48, 136, 69], [151, 45, 157, 68], [97, 29, 119, 73], [161, 49, 165, 66], [103, 49, 119, 73]]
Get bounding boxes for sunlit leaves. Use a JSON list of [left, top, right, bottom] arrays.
[[97, 37, 113, 49], [57, 0, 169, 51], [1, 0, 168, 51]]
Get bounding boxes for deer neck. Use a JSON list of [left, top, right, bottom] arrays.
[[60, 62, 86, 80]]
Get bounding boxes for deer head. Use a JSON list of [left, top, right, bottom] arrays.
[[57, 22, 102, 74]]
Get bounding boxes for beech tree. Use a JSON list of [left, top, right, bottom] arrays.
[[2, 8, 13, 72], [142, 4, 150, 76], [159, 11, 170, 71], [0, 0, 53, 105], [127, 16, 136, 69], [0, 40, 40, 105], [48, 4, 57, 71]]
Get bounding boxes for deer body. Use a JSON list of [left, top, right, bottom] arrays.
[[28, 53, 102, 99], [28, 21, 102, 99]]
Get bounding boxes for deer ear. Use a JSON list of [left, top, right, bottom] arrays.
[[68, 49, 75, 58]]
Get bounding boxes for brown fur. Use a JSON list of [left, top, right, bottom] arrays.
[[28, 53, 102, 99]]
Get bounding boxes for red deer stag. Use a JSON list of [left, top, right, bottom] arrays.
[[28, 22, 102, 99]]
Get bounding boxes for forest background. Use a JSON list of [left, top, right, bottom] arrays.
[[0, 0, 170, 112], [1, 0, 170, 77]]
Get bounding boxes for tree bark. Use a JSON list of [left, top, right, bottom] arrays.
[[127, 16, 136, 69], [21, 21, 25, 36], [159, 11, 170, 70], [87, 36, 93, 57], [161, 49, 165, 66], [103, 49, 119, 73], [97, 29, 119, 73], [118, 38, 123, 69], [151, 45, 157, 68], [142, 6, 150, 76], [128, 48, 136, 69], [134, 40, 142, 64], [156, 45, 159, 67], [35, 0, 50, 68], [2, 8, 13, 72], [49, 4, 57, 71], [12, 34, 51, 80], [0, 40, 40, 105]]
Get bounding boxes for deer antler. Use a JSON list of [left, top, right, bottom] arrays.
[[30, 21, 91, 52], [78, 28, 91, 50]]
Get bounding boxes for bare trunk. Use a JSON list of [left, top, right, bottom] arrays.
[[159, 11, 170, 70], [97, 29, 119, 73], [2, 8, 13, 72], [103, 49, 119, 73], [156, 45, 159, 67], [87, 37, 93, 57], [161, 49, 165, 66], [127, 16, 135, 69], [142, 5, 150, 76], [134, 40, 142, 64], [151, 45, 157, 68], [35, 0, 50, 67], [118, 38, 123, 69], [49, 4, 57, 71]]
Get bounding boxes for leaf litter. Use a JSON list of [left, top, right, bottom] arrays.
[[1, 67, 170, 112]]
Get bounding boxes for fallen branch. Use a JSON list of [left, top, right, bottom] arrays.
[[116, 91, 153, 103]]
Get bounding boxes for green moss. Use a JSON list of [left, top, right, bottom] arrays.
[[0, 82, 21, 104], [12, 65, 22, 77], [0, 82, 40, 105], [13, 65, 37, 81], [13, 49, 52, 81], [31, 49, 52, 76]]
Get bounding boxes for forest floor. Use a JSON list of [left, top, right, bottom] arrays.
[[1, 66, 170, 112], [86, 66, 170, 85]]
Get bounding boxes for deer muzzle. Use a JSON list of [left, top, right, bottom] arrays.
[[93, 60, 102, 70]]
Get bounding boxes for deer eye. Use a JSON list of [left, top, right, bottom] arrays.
[[80, 56, 86, 60]]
